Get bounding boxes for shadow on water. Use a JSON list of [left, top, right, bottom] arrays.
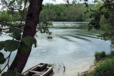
[[52, 27, 97, 42], [69, 35, 91, 42], [57, 35, 76, 42], [57, 34, 91, 42]]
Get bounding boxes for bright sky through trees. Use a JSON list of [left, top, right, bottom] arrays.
[[0, 0, 95, 9], [43, 0, 95, 4]]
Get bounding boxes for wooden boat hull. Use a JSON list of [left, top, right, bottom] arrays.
[[23, 63, 53, 76]]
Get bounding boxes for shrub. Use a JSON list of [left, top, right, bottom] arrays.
[[95, 51, 106, 61], [94, 58, 114, 76], [83, 58, 114, 76]]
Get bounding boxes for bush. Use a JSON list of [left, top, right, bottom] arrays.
[[94, 58, 114, 76], [83, 58, 114, 76], [95, 51, 106, 61]]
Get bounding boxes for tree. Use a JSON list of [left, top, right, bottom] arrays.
[[9, 0, 43, 73], [0, 0, 43, 74], [40, 4, 89, 21], [89, 0, 114, 51], [89, 0, 114, 39]]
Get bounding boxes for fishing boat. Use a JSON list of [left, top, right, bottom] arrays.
[[23, 63, 53, 76]]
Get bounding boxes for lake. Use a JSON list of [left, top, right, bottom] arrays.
[[0, 22, 111, 76]]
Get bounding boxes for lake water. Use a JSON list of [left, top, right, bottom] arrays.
[[0, 22, 111, 76]]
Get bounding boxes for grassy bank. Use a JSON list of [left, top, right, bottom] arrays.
[[80, 51, 114, 76]]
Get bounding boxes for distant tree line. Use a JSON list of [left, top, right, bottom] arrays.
[[39, 4, 92, 22], [0, 4, 93, 22]]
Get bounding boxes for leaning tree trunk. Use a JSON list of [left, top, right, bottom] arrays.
[[9, 0, 43, 73]]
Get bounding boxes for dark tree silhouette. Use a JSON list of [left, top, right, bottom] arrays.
[[9, 0, 43, 73]]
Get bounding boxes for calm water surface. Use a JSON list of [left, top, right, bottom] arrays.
[[0, 22, 111, 76]]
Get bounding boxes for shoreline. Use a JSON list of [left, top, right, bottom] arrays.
[[79, 54, 114, 76]]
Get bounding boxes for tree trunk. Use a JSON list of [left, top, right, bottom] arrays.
[[9, 0, 43, 73]]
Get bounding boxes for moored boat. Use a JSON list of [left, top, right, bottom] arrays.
[[23, 63, 53, 76]]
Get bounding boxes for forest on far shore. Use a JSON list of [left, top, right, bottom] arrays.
[[0, 4, 94, 22], [40, 4, 92, 22]]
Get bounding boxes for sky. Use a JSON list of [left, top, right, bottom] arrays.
[[0, 0, 95, 9], [43, 0, 95, 4]]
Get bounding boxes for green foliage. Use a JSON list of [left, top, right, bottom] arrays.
[[19, 37, 37, 53], [95, 58, 114, 76], [2, 70, 24, 76], [21, 36, 36, 47], [0, 11, 22, 24], [4, 40, 20, 52], [8, 0, 15, 7], [95, 51, 106, 61], [83, 72, 95, 76], [38, 21, 52, 34], [0, 41, 5, 50], [0, 40, 20, 52], [40, 4, 90, 22], [83, 58, 114, 76], [0, 52, 6, 64], [89, 1, 114, 40], [0, 0, 34, 74], [0, 11, 13, 22], [6, 27, 22, 40]]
